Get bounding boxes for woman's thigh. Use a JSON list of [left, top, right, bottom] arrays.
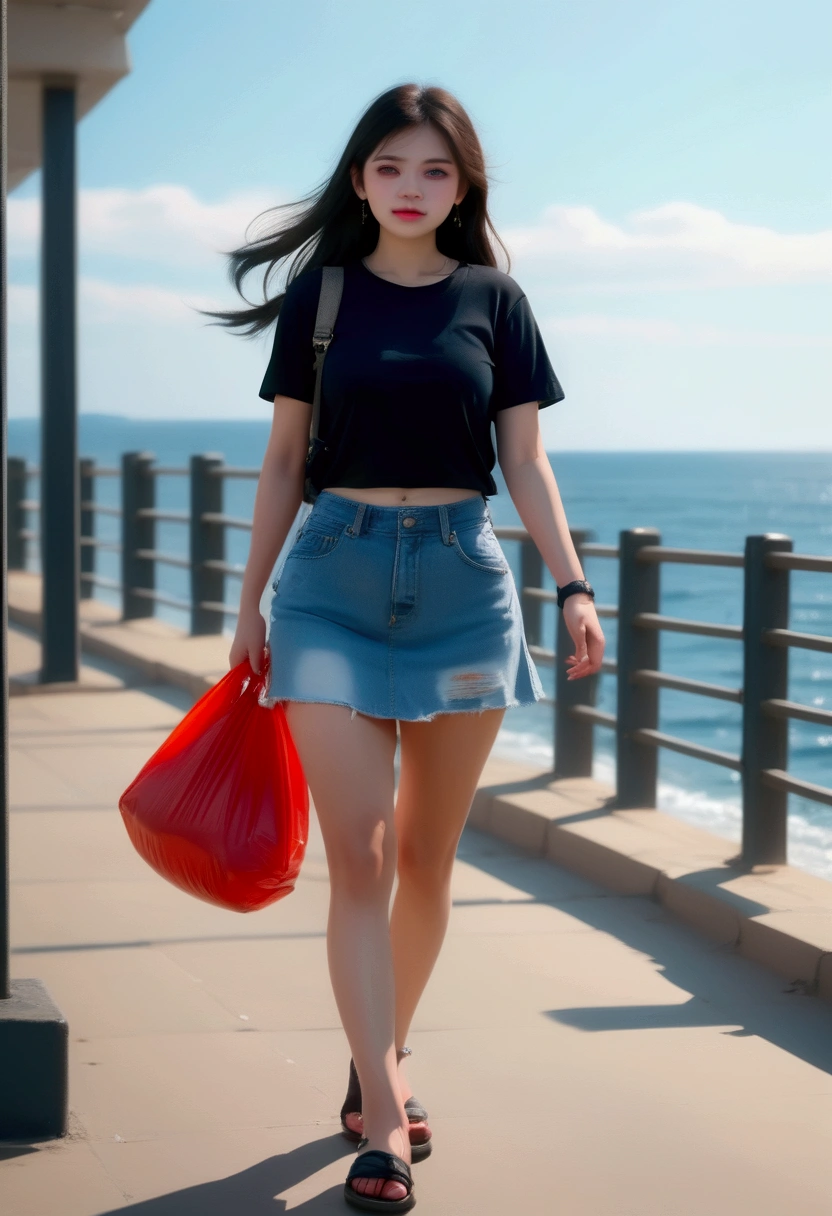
[[395, 708, 506, 871], [283, 702, 399, 886]]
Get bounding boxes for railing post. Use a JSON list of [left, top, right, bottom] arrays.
[[554, 528, 599, 778], [79, 457, 94, 599], [121, 451, 155, 621], [741, 533, 792, 865], [190, 453, 225, 636], [615, 527, 661, 807], [520, 535, 543, 647], [6, 456, 26, 569]]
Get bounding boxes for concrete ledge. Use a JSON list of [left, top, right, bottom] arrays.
[[7, 605, 133, 695], [9, 570, 832, 1005], [9, 667, 128, 696], [8, 570, 227, 701], [472, 771, 832, 1003]]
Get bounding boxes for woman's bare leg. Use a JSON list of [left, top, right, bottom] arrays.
[[393, 707, 506, 1044], [283, 701, 410, 1202], [343, 707, 506, 1134]]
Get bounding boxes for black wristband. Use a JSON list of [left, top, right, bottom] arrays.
[[556, 579, 595, 610]]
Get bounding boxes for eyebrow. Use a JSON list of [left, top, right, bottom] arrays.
[[370, 154, 454, 164]]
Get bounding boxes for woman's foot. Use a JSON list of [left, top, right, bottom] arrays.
[[349, 1125, 411, 1202], [342, 1054, 431, 1147]]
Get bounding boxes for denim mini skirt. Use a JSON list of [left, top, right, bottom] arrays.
[[263, 489, 544, 722]]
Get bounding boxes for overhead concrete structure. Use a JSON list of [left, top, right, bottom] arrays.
[[9, 0, 150, 189]]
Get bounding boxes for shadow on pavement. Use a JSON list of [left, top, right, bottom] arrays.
[[457, 824, 832, 1078], [95, 1133, 373, 1215]]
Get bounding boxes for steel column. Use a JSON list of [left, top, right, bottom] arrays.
[[0, 0, 8, 1001], [79, 457, 94, 598], [121, 452, 155, 620], [554, 529, 599, 778], [615, 527, 661, 807], [5, 454, 24, 569], [519, 536, 543, 646], [741, 534, 792, 864], [190, 454, 225, 635], [40, 85, 78, 683]]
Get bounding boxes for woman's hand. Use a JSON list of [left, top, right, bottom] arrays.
[[563, 594, 605, 680], [229, 604, 267, 675]]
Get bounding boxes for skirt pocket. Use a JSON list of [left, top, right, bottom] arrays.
[[449, 522, 510, 575], [286, 522, 347, 561]]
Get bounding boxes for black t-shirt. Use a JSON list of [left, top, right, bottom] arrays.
[[258, 257, 564, 496]]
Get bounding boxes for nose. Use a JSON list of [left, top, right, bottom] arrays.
[[398, 176, 423, 201]]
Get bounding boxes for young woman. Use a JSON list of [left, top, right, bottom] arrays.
[[210, 83, 605, 1213]]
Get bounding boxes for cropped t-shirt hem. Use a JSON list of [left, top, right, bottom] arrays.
[[319, 479, 488, 492]]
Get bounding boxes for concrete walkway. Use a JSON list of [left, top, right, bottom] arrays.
[[3, 620, 832, 1215]]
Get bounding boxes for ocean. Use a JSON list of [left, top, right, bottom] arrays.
[[8, 416, 832, 881]]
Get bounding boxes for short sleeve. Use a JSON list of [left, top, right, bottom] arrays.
[[491, 293, 565, 412], [257, 268, 322, 404]]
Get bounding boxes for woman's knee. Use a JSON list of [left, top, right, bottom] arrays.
[[396, 834, 457, 890], [327, 810, 398, 900]]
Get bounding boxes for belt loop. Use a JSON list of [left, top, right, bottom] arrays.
[[438, 503, 452, 545], [349, 500, 367, 537], [483, 495, 493, 524]]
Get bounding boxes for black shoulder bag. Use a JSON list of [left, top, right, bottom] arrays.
[[303, 265, 345, 504]]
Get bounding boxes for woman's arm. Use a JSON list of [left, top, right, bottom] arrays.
[[228, 395, 311, 673], [495, 401, 605, 680]]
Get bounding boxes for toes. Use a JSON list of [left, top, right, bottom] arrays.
[[351, 1178, 407, 1200]]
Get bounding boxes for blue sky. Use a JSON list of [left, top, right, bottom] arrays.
[[8, 0, 832, 448]]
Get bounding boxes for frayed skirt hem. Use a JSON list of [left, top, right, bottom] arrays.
[[257, 689, 544, 723]]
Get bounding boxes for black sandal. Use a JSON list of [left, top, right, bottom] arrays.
[[344, 1147, 415, 1212], [339, 1046, 433, 1161]]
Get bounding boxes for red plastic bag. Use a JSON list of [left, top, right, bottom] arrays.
[[118, 651, 309, 913]]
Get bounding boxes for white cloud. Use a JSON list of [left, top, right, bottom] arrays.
[[7, 284, 36, 324], [8, 185, 282, 266], [82, 278, 221, 323], [506, 202, 832, 291], [543, 313, 832, 347], [8, 279, 220, 325], [10, 186, 832, 295], [7, 186, 831, 363]]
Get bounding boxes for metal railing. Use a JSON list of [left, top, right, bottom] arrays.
[[7, 452, 832, 868]]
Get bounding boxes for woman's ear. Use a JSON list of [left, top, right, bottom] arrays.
[[349, 163, 365, 200], [455, 181, 469, 207]]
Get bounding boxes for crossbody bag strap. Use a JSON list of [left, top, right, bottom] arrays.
[[310, 265, 345, 444]]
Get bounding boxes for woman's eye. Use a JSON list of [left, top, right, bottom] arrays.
[[375, 165, 448, 177]]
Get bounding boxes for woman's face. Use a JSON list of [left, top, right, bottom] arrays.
[[352, 123, 467, 238]]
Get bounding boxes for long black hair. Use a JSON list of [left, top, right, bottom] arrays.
[[202, 82, 510, 337]]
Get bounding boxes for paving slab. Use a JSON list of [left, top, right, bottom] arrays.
[[4, 618, 832, 1214]]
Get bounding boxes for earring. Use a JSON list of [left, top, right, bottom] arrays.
[[454, 203, 462, 228], [361, 200, 367, 225]]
